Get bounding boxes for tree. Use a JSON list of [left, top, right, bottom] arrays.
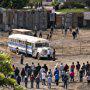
[[12, 0, 29, 9], [28, 0, 42, 8], [0, 53, 13, 75], [0, 52, 26, 90], [0, 0, 29, 9]]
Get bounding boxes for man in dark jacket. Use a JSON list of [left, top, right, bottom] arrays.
[[16, 75, 21, 85], [14, 67, 20, 78], [43, 64, 48, 73]]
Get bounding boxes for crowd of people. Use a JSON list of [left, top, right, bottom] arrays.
[[10, 61, 90, 89]]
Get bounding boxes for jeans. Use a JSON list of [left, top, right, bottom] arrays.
[[64, 81, 67, 89], [31, 81, 34, 88], [36, 82, 40, 89]]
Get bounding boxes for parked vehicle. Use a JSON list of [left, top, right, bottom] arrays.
[[8, 34, 53, 59]]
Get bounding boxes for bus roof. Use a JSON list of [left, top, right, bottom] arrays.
[[12, 29, 32, 33], [9, 34, 49, 43]]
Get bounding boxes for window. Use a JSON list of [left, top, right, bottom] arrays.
[[27, 42, 32, 46], [35, 43, 49, 48]]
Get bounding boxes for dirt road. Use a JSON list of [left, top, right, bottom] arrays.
[[0, 29, 90, 90]]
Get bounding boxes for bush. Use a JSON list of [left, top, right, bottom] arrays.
[[0, 73, 25, 90], [0, 53, 14, 75], [0, 62, 14, 75], [14, 85, 26, 90], [61, 2, 85, 9], [0, 53, 11, 62], [51, 1, 59, 6]]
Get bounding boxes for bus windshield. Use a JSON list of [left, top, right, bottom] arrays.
[[35, 43, 49, 48]]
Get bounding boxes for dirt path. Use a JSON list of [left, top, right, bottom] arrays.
[[0, 29, 90, 90]]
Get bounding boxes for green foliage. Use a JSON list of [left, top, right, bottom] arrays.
[[12, 0, 29, 9], [14, 85, 26, 90], [0, 73, 5, 80], [28, 0, 42, 8], [61, 2, 85, 9], [0, 53, 13, 75], [0, 73, 25, 90], [0, 0, 29, 9], [0, 53, 11, 62], [0, 53, 25, 90], [57, 8, 90, 13], [6, 78, 17, 86], [51, 1, 59, 6]]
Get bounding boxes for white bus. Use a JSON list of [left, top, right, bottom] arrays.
[[8, 34, 53, 59]]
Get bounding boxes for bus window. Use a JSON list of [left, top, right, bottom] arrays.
[[27, 42, 32, 46], [35, 43, 49, 48], [43, 43, 49, 47]]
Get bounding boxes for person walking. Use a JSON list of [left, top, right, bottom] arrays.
[[50, 25, 54, 34], [41, 71, 46, 85], [81, 63, 86, 76], [61, 70, 66, 82], [20, 54, 24, 64], [70, 62, 75, 72], [48, 69, 52, 78], [86, 61, 90, 75], [30, 74, 35, 88], [76, 61, 81, 74], [31, 62, 36, 75], [55, 73, 59, 86], [53, 48, 56, 61], [60, 63, 64, 74], [70, 71, 74, 82], [54, 68, 59, 86], [39, 31, 42, 38], [36, 63, 41, 76], [16, 75, 21, 85], [27, 66, 32, 77], [14, 67, 20, 78], [69, 26, 72, 33], [24, 75, 28, 88], [21, 68, 26, 82], [75, 27, 79, 35], [63, 74, 68, 89], [34, 31, 37, 37], [64, 64, 69, 72], [64, 28, 68, 37], [47, 34, 50, 40], [47, 75, 52, 89], [79, 68, 84, 82], [25, 63, 29, 71], [54, 68, 59, 75], [43, 64, 48, 73], [72, 31, 77, 39], [35, 74, 40, 89]]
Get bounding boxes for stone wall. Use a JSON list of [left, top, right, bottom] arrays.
[[0, 8, 47, 31]]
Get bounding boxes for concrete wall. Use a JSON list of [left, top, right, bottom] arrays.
[[0, 8, 47, 31]]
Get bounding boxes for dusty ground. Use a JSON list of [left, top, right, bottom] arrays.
[[0, 29, 90, 90]]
